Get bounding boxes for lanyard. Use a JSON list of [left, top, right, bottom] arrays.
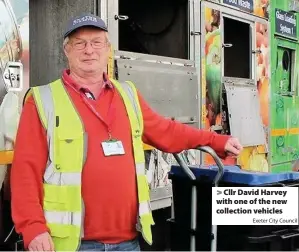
[[64, 80, 115, 139]]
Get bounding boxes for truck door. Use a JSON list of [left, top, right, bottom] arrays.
[[0, 0, 23, 175], [198, 1, 268, 170], [271, 43, 299, 171], [221, 13, 266, 147]]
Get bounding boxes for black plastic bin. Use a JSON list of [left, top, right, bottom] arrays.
[[168, 164, 299, 251]]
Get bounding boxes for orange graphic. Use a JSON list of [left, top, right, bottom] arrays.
[[254, 0, 269, 18]]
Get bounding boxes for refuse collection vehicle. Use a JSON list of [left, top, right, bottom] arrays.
[[0, 0, 299, 250], [0, 0, 28, 249]]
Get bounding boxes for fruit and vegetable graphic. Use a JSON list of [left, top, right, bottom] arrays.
[[238, 146, 269, 172], [256, 22, 269, 128], [204, 8, 221, 129], [254, 0, 269, 18]]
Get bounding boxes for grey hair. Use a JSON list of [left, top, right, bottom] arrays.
[[63, 36, 69, 48]]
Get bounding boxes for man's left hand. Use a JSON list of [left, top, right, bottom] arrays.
[[224, 137, 243, 157]]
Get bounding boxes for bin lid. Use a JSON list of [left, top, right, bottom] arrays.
[[169, 165, 299, 185]]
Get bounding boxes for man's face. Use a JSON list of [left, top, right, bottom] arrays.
[[64, 27, 110, 75]]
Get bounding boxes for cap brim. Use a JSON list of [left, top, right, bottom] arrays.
[[64, 24, 108, 39]]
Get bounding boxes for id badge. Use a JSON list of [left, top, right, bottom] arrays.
[[102, 139, 125, 156]]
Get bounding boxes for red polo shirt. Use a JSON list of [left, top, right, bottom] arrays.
[[10, 70, 230, 248]]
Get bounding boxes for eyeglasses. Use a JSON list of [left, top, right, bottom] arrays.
[[70, 39, 108, 50]]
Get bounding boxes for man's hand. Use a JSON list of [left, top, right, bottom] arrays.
[[28, 232, 54, 251], [224, 137, 243, 157], [292, 160, 299, 172]]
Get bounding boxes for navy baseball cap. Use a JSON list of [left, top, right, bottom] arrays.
[[64, 13, 108, 39]]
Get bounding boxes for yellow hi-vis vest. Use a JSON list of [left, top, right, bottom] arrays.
[[31, 78, 154, 251]]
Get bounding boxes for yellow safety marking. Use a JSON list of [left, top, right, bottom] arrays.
[[271, 128, 299, 136], [0, 150, 14, 165], [143, 143, 155, 151], [271, 129, 286, 136], [289, 128, 299, 135]]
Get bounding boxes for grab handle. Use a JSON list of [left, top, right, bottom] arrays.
[[196, 146, 224, 187]]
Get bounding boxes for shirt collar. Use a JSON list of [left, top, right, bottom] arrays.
[[62, 69, 113, 92]]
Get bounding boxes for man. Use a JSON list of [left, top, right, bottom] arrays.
[[10, 14, 243, 252]]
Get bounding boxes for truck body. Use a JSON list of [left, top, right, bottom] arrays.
[[0, 0, 29, 247], [269, 0, 299, 173], [0, 0, 299, 250]]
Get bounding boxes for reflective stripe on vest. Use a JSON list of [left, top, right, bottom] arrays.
[[33, 81, 85, 251], [44, 200, 151, 226], [32, 78, 154, 251], [110, 80, 155, 243]]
